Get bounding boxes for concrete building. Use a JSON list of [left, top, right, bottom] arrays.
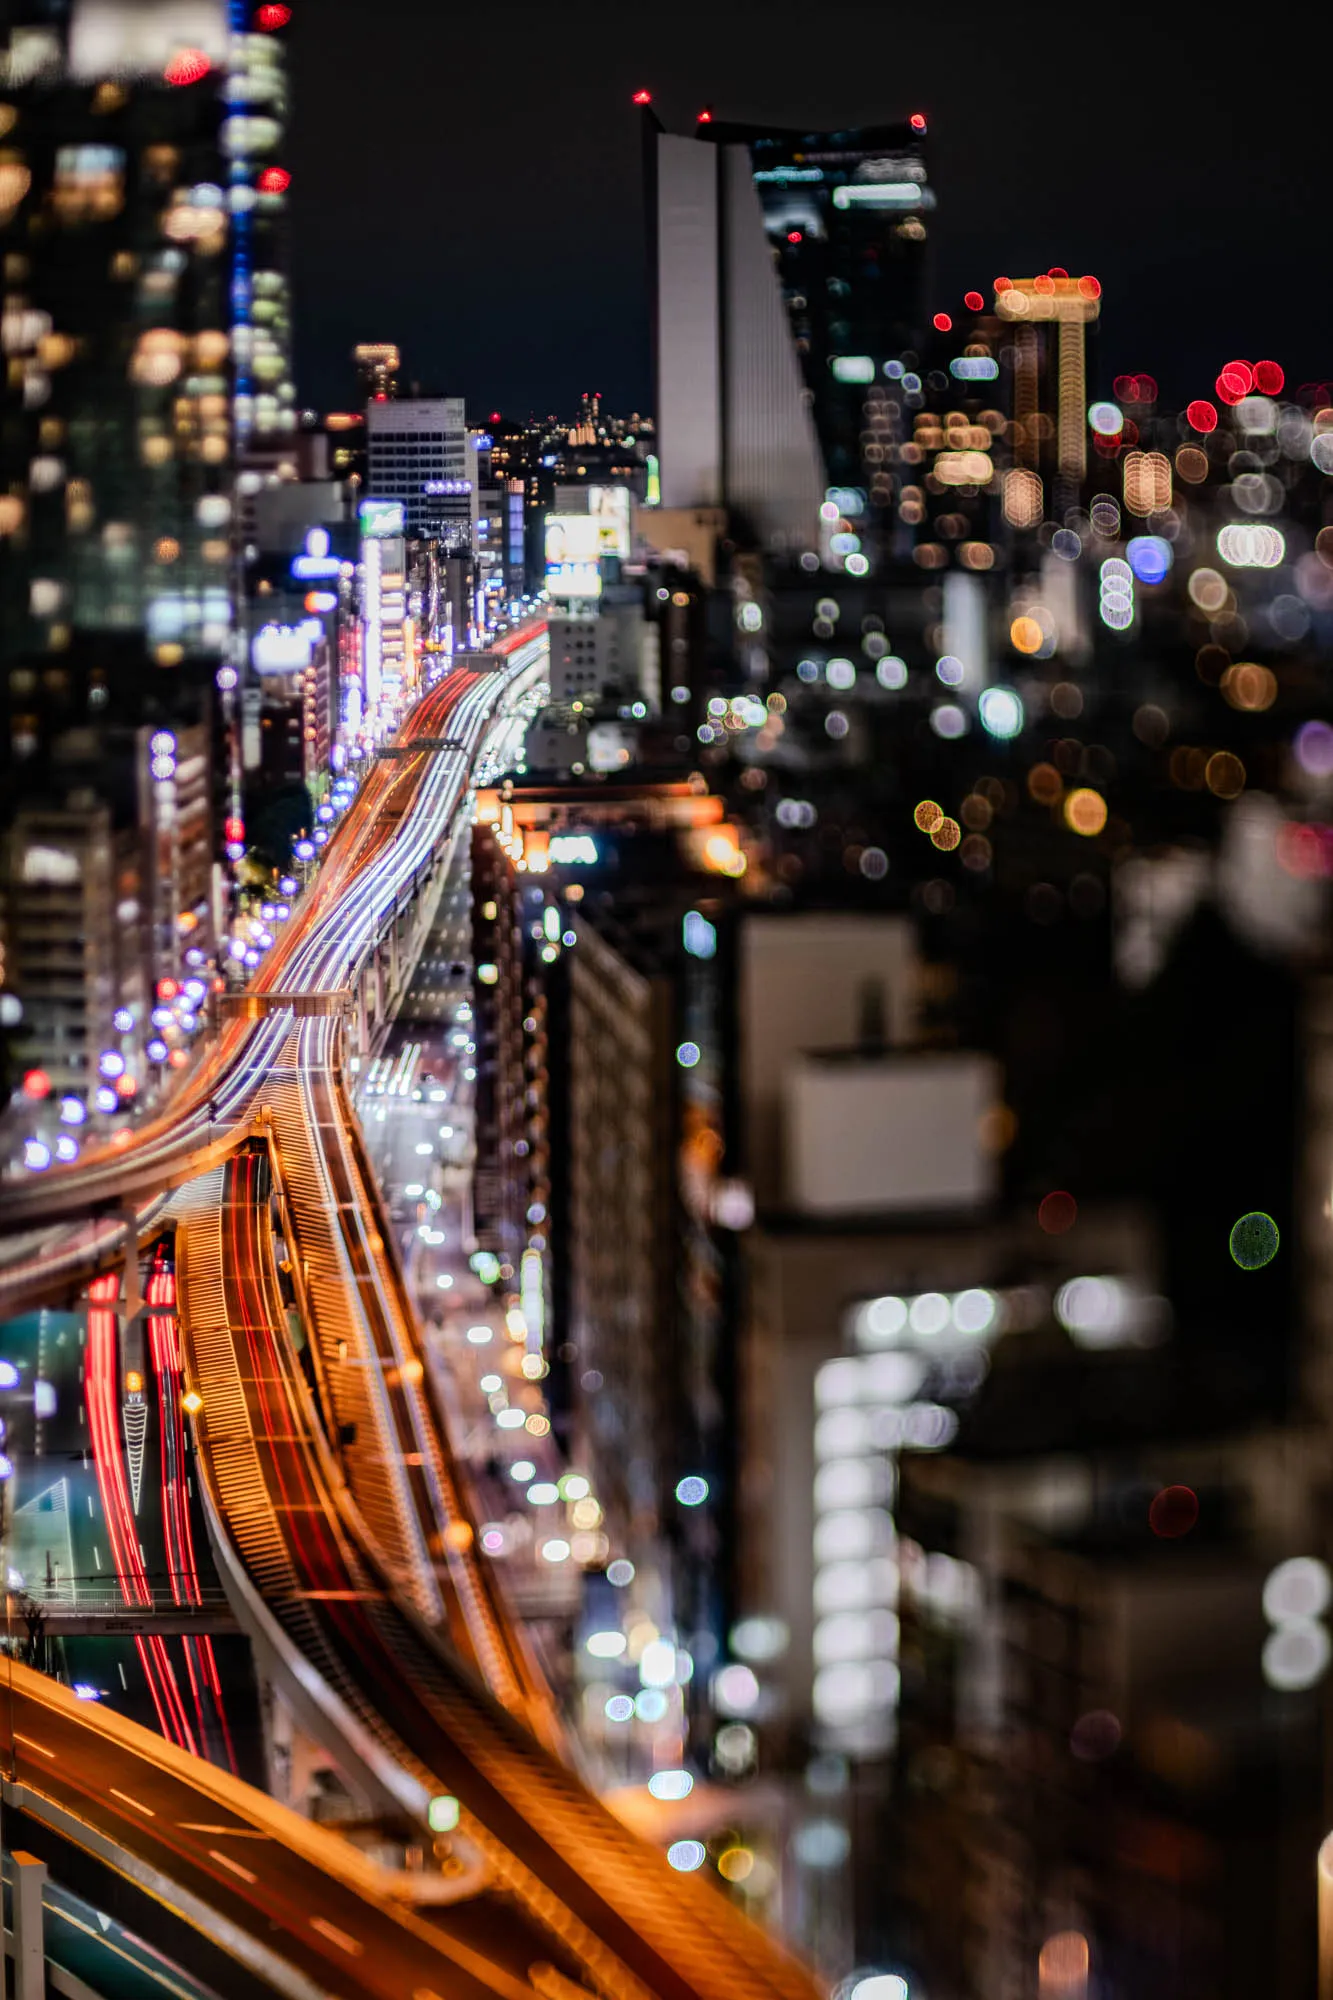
[[365, 398, 476, 548]]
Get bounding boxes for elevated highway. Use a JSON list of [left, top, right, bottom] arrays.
[[0, 622, 824, 2000]]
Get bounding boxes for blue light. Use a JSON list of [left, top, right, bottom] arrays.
[[668, 1841, 706, 1872], [676, 1474, 709, 1507], [950, 356, 999, 381], [73, 1684, 100, 1701], [683, 911, 717, 960], [675, 1042, 701, 1070], [0, 1362, 20, 1391], [1126, 534, 1173, 585], [1088, 401, 1123, 437]]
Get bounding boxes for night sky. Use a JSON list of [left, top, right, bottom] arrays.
[[288, 2, 1327, 419]]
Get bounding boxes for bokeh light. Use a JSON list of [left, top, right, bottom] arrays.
[[1063, 789, 1107, 836], [1229, 1211, 1279, 1270], [1149, 1485, 1198, 1538], [1038, 1190, 1078, 1234]]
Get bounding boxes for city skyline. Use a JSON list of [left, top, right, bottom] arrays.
[[289, 0, 1330, 413], [3, 8, 1333, 1998]]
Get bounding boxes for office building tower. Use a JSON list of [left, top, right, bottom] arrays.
[[0, 1, 297, 1116], [365, 397, 475, 549], [353, 341, 399, 402], [645, 105, 932, 553]]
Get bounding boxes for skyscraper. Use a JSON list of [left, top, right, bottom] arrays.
[[645, 103, 932, 553], [0, 0, 294, 1122]]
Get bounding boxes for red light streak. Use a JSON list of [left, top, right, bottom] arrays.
[[87, 1272, 199, 1755]]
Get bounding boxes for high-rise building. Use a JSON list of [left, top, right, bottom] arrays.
[[353, 341, 399, 402], [365, 396, 475, 548], [644, 103, 932, 553], [0, 0, 295, 1133]]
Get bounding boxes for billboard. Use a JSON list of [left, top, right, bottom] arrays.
[[359, 498, 405, 539], [545, 514, 601, 566], [545, 514, 602, 598], [546, 561, 602, 600], [588, 486, 632, 559]]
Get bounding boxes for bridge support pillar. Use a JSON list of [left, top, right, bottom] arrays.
[[12, 1850, 47, 1999]]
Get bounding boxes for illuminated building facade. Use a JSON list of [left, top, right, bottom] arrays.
[[353, 340, 399, 402], [646, 105, 932, 554], [365, 396, 474, 547]]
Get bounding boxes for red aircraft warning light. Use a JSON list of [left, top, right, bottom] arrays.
[[910, 112, 927, 131], [632, 89, 652, 105], [257, 166, 291, 194]]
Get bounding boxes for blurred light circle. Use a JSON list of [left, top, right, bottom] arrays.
[[667, 1840, 706, 1872], [929, 705, 967, 741], [1263, 1620, 1331, 1691], [913, 800, 943, 834], [1230, 1211, 1279, 1269], [935, 654, 965, 686], [908, 1291, 950, 1337], [1311, 434, 1333, 474], [1039, 1934, 1090, 1987], [648, 1769, 694, 1801], [848, 1979, 909, 2000], [952, 1287, 998, 1335], [1038, 1190, 1078, 1234], [605, 1694, 635, 1722], [1126, 535, 1172, 584], [715, 1722, 757, 1772], [876, 654, 907, 690], [979, 686, 1024, 740], [1295, 721, 1333, 778], [676, 1474, 709, 1507], [1052, 527, 1082, 561], [1063, 788, 1107, 836], [793, 1819, 852, 1869], [1070, 1708, 1122, 1761], [714, 1663, 761, 1714], [730, 1615, 789, 1661], [607, 1558, 635, 1587], [859, 846, 888, 880], [1264, 1557, 1332, 1626], [1009, 615, 1044, 654], [1186, 399, 1218, 433], [1149, 1485, 1198, 1538], [1088, 401, 1122, 435]]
